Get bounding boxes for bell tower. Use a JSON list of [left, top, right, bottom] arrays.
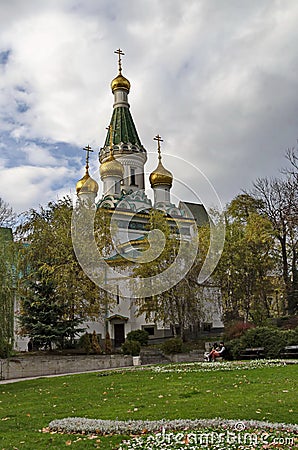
[[99, 49, 147, 193], [149, 135, 173, 207], [76, 145, 98, 204]]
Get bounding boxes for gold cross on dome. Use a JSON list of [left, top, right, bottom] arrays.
[[154, 134, 163, 161], [114, 48, 125, 74], [83, 144, 93, 169]]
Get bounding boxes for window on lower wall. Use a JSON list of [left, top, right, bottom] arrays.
[[202, 322, 212, 332], [143, 326, 155, 336]]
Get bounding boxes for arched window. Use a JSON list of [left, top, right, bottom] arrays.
[[130, 167, 136, 186]]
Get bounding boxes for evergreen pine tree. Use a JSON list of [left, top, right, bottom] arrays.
[[19, 278, 84, 350]]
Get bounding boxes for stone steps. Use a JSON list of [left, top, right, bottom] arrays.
[[140, 348, 205, 365]]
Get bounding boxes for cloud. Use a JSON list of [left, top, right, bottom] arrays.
[[0, 164, 72, 212], [20, 143, 60, 166], [0, 0, 298, 214], [0, 9, 109, 144]]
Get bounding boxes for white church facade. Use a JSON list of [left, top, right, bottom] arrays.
[[74, 50, 223, 348]]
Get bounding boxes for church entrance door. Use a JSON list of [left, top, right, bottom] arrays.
[[114, 323, 125, 347]]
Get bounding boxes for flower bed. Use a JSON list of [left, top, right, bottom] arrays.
[[48, 417, 298, 435], [47, 418, 297, 449], [94, 359, 297, 378], [151, 359, 290, 374], [119, 425, 297, 449]]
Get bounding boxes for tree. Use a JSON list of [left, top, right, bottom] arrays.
[[0, 227, 16, 358], [0, 197, 16, 229], [285, 145, 298, 178], [91, 330, 102, 354], [253, 174, 298, 315], [200, 195, 280, 325], [134, 210, 206, 341], [104, 331, 112, 354], [18, 277, 83, 350], [18, 197, 115, 349]]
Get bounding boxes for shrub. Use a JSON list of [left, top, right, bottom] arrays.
[[161, 337, 183, 354], [0, 340, 13, 359], [225, 321, 255, 340], [240, 327, 286, 358], [286, 326, 298, 345], [126, 329, 149, 346], [91, 331, 102, 354], [79, 332, 91, 354], [225, 339, 241, 360], [227, 326, 298, 359], [104, 331, 112, 354], [121, 339, 141, 356], [270, 316, 298, 330]]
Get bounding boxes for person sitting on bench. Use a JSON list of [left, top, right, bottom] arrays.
[[208, 341, 226, 361]]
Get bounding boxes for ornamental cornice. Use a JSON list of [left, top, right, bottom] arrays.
[[99, 143, 147, 163], [117, 158, 146, 166]]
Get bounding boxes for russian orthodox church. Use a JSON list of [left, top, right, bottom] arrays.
[[75, 50, 223, 347]]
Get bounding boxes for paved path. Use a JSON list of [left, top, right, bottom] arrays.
[[0, 365, 143, 385]]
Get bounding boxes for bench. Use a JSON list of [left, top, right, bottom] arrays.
[[280, 345, 298, 359], [240, 347, 265, 360]]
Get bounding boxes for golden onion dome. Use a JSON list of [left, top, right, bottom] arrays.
[[149, 161, 173, 188], [111, 74, 131, 93], [76, 170, 98, 195], [100, 153, 124, 179]]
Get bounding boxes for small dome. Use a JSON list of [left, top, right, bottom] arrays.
[[100, 153, 124, 179], [111, 74, 130, 93], [76, 170, 98, 195], [149, 161, 173, 188]]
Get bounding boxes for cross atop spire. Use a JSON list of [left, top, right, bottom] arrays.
[[106, 125, 114, 157], [114, 48, 125, 75], [154, 134, 163, 161], [83, 144, 93, 170]]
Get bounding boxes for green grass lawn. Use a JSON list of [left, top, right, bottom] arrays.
[[0, 363, 297, 449]]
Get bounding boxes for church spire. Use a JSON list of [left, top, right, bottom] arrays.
[[150, 135, 173, 188], [110, 48, 131, 94], [100, 125, 124, 182], [149, 135, 173, 208], [99, 49, 147, 192], [76, 145, 98, 201], [115, 48, 124, 74]]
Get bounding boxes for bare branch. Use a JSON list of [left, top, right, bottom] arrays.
[[0, 197, 16, 228]]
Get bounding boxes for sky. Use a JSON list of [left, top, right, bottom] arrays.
[[0, 0, 298, 214]]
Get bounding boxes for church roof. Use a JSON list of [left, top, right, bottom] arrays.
[[100, 50, 146, 160], [107, 314, 129, 321], [150, 135, 173, 188], [179, 202, 209, 226], [104, 107, 143, 148], [106, 235, 149, 264], [76, 169, 98, 194]]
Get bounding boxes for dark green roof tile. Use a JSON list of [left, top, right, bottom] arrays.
[[104, 107, 142, 147]]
